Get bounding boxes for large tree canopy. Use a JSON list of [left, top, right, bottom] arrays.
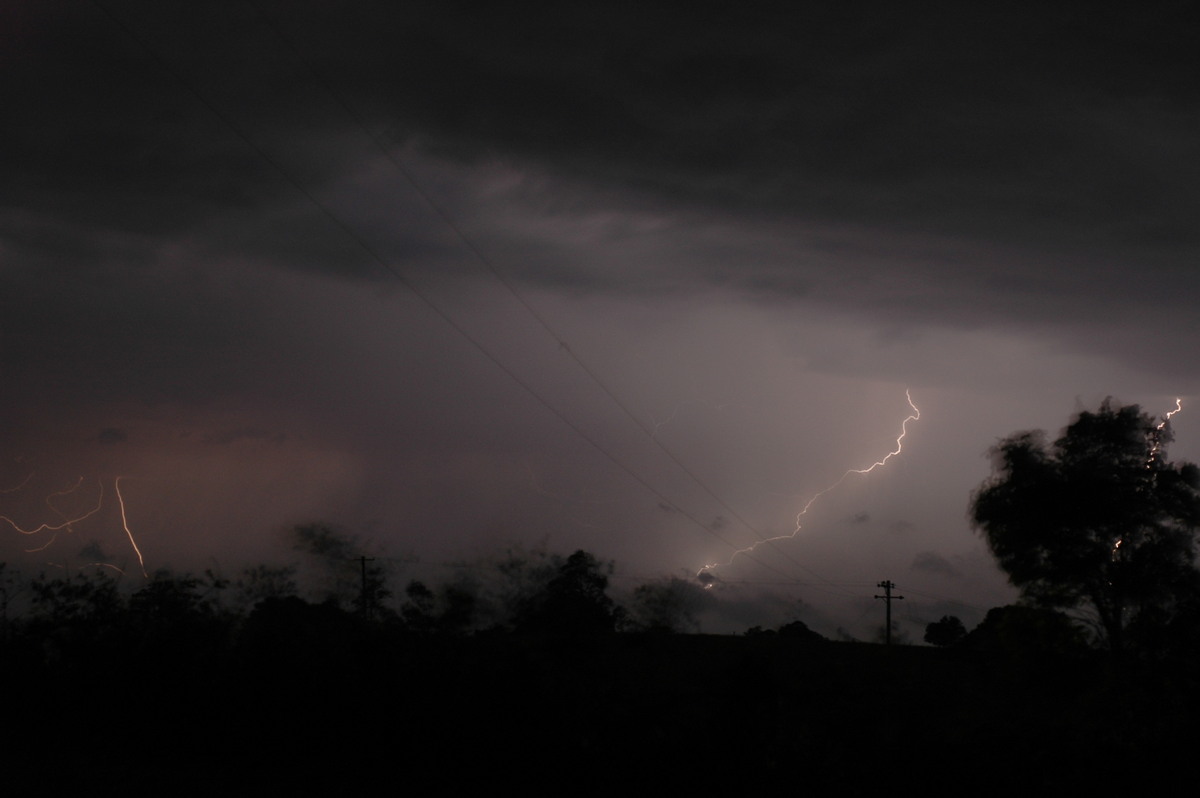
[[970, 399, 1200, 652], [515, 549, 621, 635]]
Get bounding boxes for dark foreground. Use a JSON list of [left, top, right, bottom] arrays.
[[5, 625, 1198, 795]]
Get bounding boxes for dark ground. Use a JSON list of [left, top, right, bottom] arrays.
[[5, 622, 1198, 795]]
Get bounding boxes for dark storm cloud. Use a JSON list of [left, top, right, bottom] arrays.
[[241, 0, 1200, 357], [5, 0, 1194, 373], [348, 2, 1200, 249], [3, 5, 269, 237], [910, 551, 960, 579], [1, 2, 436, 282], [10, 2, 1198, 288], [1, 260, 268, 408]]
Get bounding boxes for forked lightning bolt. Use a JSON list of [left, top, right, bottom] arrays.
[[698, 390, 920, 585], [1, 476, 105, 538], [115, 476, 148, 578], [1114, 397, 1183, 560], [1147, 398, 1182, 467], [2, 474, 148, 576]]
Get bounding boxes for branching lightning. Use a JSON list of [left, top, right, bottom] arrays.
[[115, 477, 148, 578], [1147, 398, 1182, 467], [24, 535, 58, 553], [89, 562, 128, 575], [1, 477, 105, 537], [1, 472, 35, 494], [1114, 397, 1183, 561], [698, 390, 920, 585], [2, 474, 148, 576], [45, 476, 88, 535]]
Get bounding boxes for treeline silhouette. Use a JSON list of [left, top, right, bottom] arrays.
[[4, 533, 1200, 793]]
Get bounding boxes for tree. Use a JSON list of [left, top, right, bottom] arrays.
[[872, 620, 910, 645], [923, 615, 966, 647], [962, 605, 1089, 658], [778, 619, 826, 643], [129, 569, 226, 623], [515, 550, 621, 635], [627, 576, 711, 633], [291, 522, 391, 612], [489, 545, 562, 629], [29, 569, 124, 626], [401, 580, 438, 632], [970, 399, 1200, 653], [234, 564, 299, 610], [401, 579, 479, 634]]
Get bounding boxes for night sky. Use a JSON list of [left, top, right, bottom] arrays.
[[4, 2, 1199, 637]]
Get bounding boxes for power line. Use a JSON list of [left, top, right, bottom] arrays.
[[88, 0, 795, 581], [242, 1, 849, 587]]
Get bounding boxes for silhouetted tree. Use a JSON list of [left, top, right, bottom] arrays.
[[401, 580, 437, 632], [1124, 568, 1200, 658], [963, 605, 1089, 658], [437, 583, 477, 634], [236, 595, 358, 676], [489, 545, 562, 628], [872, 620, 910, 645], [129, 569, 225, 623], [357, 561, 391, 619], [516, 549, 620, 635], [627, 576, 710, 633], [924, 615, 966, 646], [293, 522, 357, 560], [401, 579, 479, 634], [234, 564, 298, 609], [0, 562, 19, 640], [778, 619, 826, 643], [291, 522, 391, 612], [970, 400, 1200, 653], [29, 570, 124, 625]]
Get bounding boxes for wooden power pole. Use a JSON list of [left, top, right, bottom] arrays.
[[358, 555, 376, 618], [874, 580, 904, 646]]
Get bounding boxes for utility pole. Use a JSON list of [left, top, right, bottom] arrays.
[[358, 555, 376, 618], [874, 580, 904, 646]]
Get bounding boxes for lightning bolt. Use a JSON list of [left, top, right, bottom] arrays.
[[88, 562, 128, 575], [1, 477, 105, 537], [45, 476, 89, 535], [1, 472, 35, 494], [24, 535, 59, 553], [115, 476, 148, 578], [698, 390, 920, 585], [1147, 397, 1182, 467], [2, 475, 148, 576], [1114, 397, 1183, 561]]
